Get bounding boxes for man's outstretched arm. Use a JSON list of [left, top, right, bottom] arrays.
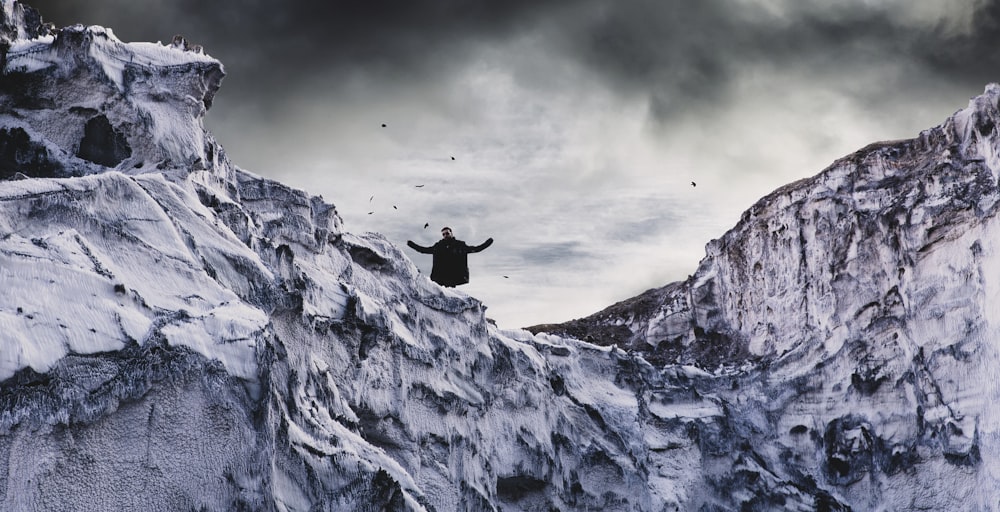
[[468, 238, 493, 253], [407, 240, 434, 254]]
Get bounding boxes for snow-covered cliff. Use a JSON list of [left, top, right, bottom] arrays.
[[0, 2, 722, 510], [4, 0, 1000, 510], [537, 82, 1000, 510]]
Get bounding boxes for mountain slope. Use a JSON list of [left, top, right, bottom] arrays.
[[533, 81, 1000, 509], [0, 2, 726, 510]]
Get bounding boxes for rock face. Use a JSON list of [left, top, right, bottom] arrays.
[[534, 85, 1000, 508], [3, 1, 1000, 510], [0, 3, 711, 511], [0, 1, 222, 179]]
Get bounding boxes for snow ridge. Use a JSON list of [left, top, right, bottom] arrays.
[[1, 3, 223, 176], [6, 0, 1000, 509], [0, 2, 725, 510], [539, 82, 1000, 508]]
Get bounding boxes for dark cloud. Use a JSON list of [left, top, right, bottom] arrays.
[[19, 0, 1000, 327], [27, 0, 1000, 119], [914, 2, 1000, 83], [565, 0, 742, 118], [551, 0, 1000, 121], [28, 0, 566, 100]]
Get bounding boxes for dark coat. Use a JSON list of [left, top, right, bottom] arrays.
[[407, 237, 493, 287]]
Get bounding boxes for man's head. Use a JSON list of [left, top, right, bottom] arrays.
[[441, 227, 453, 239]]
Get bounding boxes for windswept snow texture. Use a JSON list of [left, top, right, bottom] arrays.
[[0, 8, 222, 179], [0, 2, 726, 511], [536, 83, 1000, 508], [5, 0, 1000, 510]]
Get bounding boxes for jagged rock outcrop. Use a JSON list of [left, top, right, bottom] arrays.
[[0, 1, 222, 178], [534, 84, 1000, 509]]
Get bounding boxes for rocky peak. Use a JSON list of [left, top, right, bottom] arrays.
[[529, 83, 1000, 509], [1, 3, 709, 510], [539, 83, 1000, 369], [1, 0, 224, 177], [0, 0, 50, 47]]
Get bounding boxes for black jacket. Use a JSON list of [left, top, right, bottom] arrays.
[[407, 237, 493, 287]]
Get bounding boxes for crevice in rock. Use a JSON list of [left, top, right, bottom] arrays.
[[76, 115, 131, 167]]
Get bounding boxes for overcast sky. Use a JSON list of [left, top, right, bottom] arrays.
[[30, 0, 1000, 328]]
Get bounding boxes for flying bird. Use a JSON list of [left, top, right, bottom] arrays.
[[415, 184, 425, 188], [381, 123, 386, 128], [691, 181, 697, 187], [451, 156, 455, 161], [393, 205, 398, 210], [424, 223, 429, 229], [368, 211, 374, 215]]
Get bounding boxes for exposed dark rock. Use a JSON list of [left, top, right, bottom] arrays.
[[76, 115, 131, 167], [0, 127, 63, 178]]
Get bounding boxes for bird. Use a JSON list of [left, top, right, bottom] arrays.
[[381, 123, 386, 128], [423, 223, 429, 229], [415, 184, 425, 188], [451, 156, 455, 161], [369, 195, 374, 202], [503, 275, 509, 279], [368, 211, 374, 215], [393, 205, 398, 210], [691, 181, 697, 187]]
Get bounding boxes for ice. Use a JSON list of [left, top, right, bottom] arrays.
[[92, 26, 216, 92], [3, 37, 57, 73], [160, 301, 266, 380]]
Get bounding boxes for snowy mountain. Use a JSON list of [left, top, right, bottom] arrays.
[[3, 1, 1000, 510], [534, 84, 1000, 508]]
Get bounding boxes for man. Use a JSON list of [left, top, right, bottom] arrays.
[[407, 227, 493, 287]]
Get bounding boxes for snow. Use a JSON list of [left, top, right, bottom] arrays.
[[647, 397, 723, 420], [4, 35, 56, 73], [5, 25, 217, 92], [543, 83, 1000, 508], [0, 231, 135, 373], [0, 172, 270, 382], [3, 19, 223, 172]]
